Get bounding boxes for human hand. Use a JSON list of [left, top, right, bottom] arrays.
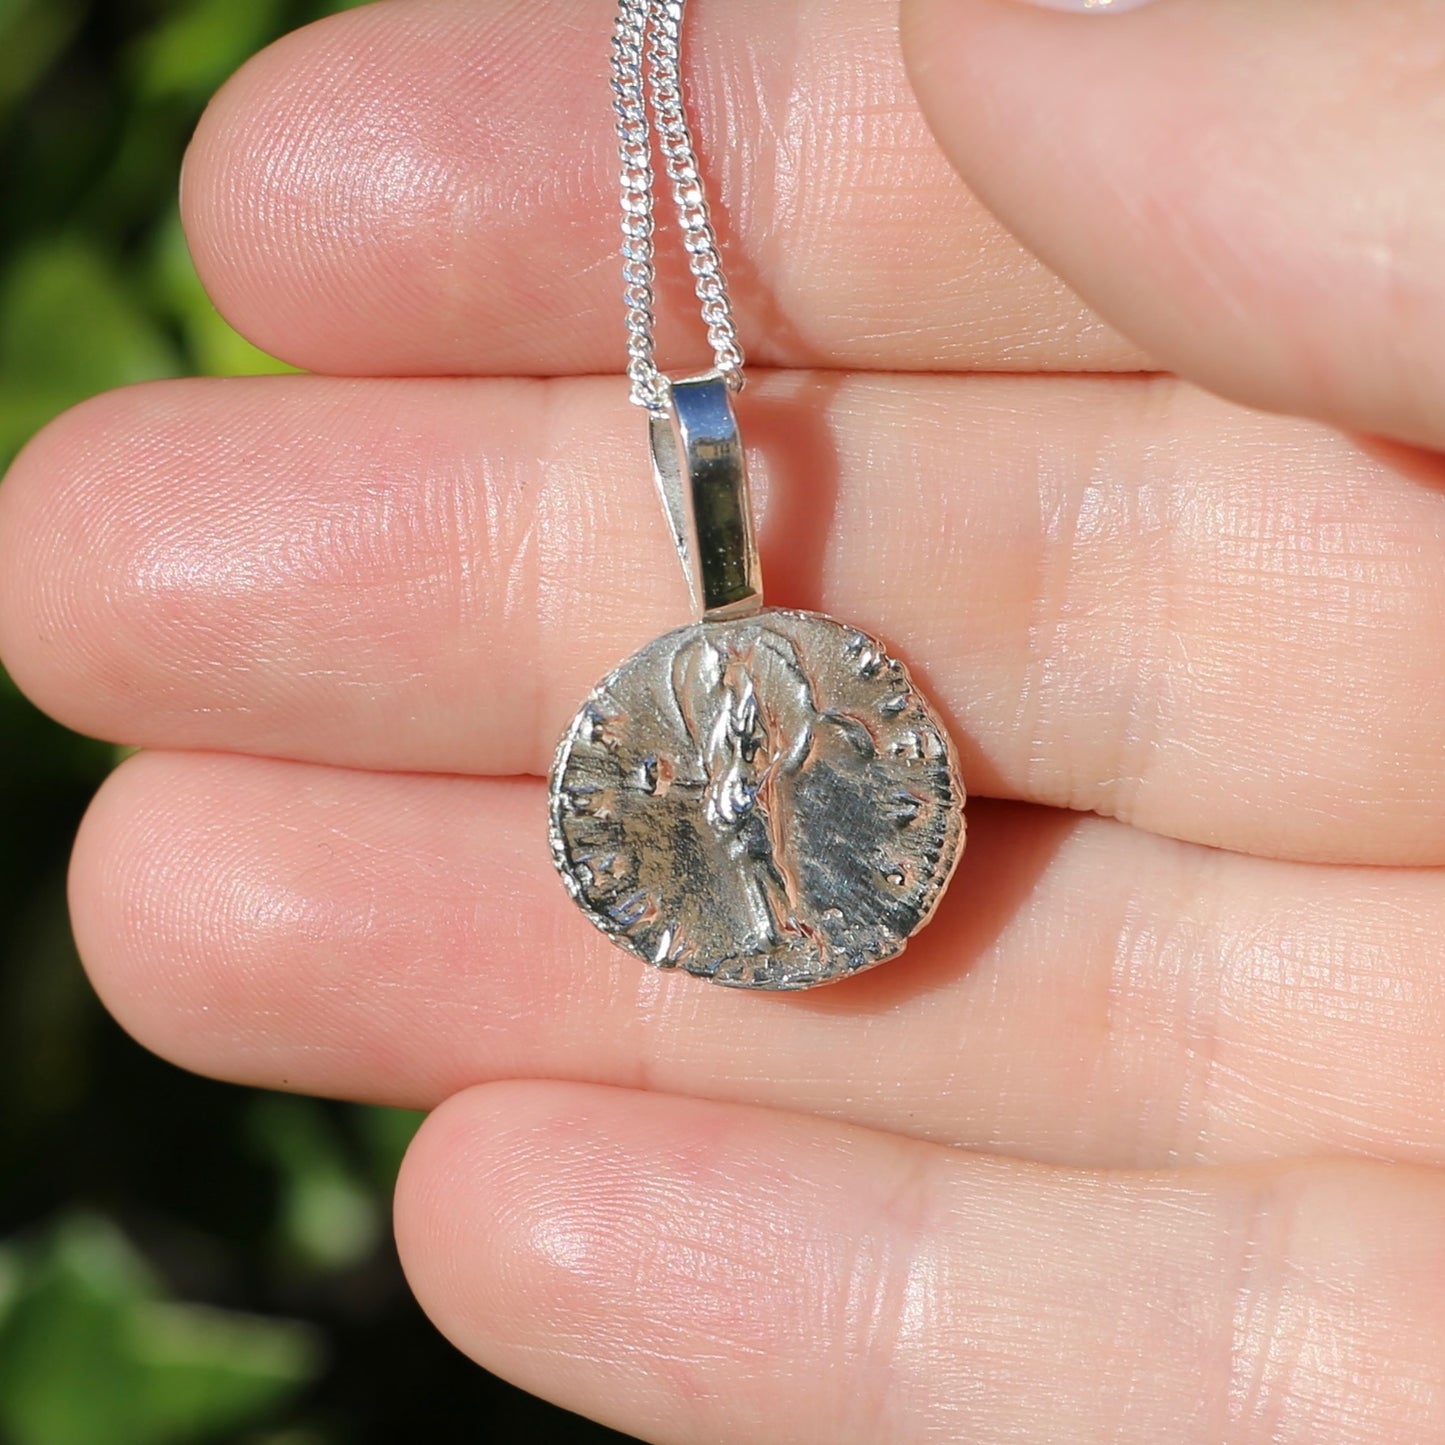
[[4, 0, 1445, 1438]]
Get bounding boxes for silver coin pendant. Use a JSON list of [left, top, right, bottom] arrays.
[[548, 607, 965, 990]]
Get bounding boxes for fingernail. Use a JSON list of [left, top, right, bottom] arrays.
[[1009, 0, 1163, 12]]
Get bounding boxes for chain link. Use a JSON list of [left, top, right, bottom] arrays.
[[612, 0, 744, 411]]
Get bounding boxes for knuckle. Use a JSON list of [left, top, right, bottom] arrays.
[[1226, 1164, 1445, 1443]]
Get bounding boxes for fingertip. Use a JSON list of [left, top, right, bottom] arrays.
[[68, 750, 380, 1092], [394, 1081, 602, 1330], [392, 1082, 909, 1441], [393, 1079, 715, 1424], [69, 749, 192, 1054], [178, 6, 388, 373], [0, 386, 152, 739], [395, 1080, 757, 1317], [392, 1083, 518, 1325], [180, 0, 612, 377]]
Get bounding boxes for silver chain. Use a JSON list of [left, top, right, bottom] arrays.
[[612, 0, 745, 411]]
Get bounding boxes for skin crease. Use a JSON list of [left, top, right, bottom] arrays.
[[3, 0, 1445, 1438]]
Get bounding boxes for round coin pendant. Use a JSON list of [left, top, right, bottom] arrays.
[[549, 608, 965, 990], [567, 5, 965, 986], [548, 288, 965, 983]]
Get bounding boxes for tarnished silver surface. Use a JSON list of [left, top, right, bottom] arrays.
[[548, 609, 965, 990]]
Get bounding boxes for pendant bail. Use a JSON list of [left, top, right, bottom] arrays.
[[648, 372, 764, 620]]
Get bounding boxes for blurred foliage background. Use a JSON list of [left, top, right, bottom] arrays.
[[0, 1, 627, 1440]]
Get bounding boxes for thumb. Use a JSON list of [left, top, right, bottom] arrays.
[[901, 0, 1445, 450]]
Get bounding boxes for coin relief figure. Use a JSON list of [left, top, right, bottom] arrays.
[[550, 610, 964, 990], [675, 625, 815, 951]]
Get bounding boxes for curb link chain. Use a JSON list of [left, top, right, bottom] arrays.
[[612, 0, 745, 411]]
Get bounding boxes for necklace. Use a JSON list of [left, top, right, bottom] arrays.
[[546, 0, 966, 990]]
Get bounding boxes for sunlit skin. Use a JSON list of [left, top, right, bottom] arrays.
[[4, 0, 1445, 1438]]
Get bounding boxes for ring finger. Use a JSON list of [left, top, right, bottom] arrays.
[[72, 748, 1445, 1170]]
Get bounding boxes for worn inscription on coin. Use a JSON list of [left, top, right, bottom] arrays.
[[547, 608, 965, 990]]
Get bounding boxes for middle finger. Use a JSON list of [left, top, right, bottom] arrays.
[[3, 372, 1444, 863]]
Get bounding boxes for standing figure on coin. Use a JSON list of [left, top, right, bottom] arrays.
[[671, 629, 818, 953]]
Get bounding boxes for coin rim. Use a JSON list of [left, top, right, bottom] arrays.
[[546, 607, 966, 990]]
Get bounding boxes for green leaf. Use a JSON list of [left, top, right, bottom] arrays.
[[0, 1214, 321, 1445], [0, 1243, 21, 1332], [0, 0, 85, 116], [304, 0, 377, 14], [0, 237, 182, 462], [132, 1301, 323, 1442], [352, 1105, 424, 1192], [248, 1097, 381, 1273], [130, 0, 293, 104]]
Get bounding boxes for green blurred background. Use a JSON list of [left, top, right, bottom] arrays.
[[0, 2, 627, 1440]]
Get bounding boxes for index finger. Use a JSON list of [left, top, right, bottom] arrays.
[[181, 0, 1147, 378]]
